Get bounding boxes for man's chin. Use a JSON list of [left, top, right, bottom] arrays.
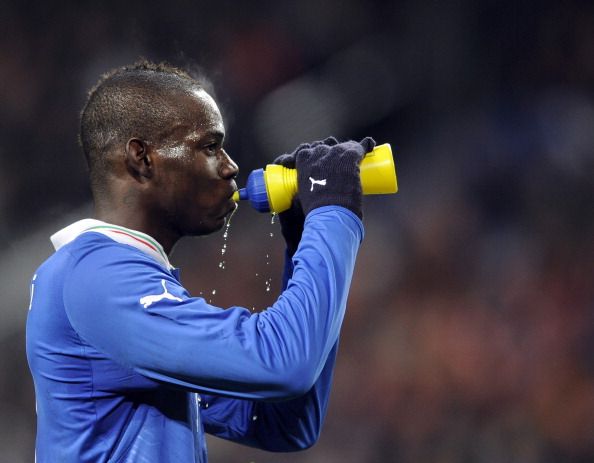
[[188, 222, 222, 237], [186, 204, 237, 236]]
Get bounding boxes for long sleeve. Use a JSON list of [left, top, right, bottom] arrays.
[[200, 343, 338, 451], [63, 207, 363, 401], [199, 214, 344, 451]]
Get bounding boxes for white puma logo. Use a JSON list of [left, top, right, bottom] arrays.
[[140, 279, 183, 308], [309, 177, 327, 191]]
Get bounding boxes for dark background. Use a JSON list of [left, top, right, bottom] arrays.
[[1, 1, 593, 461]]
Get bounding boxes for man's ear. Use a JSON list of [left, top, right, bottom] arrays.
[[125, 138, 153, 181]]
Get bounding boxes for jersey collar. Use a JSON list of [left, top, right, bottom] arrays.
[[50, 219, 173, 270]]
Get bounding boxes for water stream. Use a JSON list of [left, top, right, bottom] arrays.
[[207, 210, 278, 306]]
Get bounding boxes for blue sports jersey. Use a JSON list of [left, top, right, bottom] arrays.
[[26, 206, 363, 462]]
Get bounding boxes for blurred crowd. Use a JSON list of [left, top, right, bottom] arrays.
[[1, 0, 593, 461]]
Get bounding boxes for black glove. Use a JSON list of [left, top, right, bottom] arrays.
[[295, 137, 376, 219], [273, 137, 339, 255], [273, 136, 339, 170]]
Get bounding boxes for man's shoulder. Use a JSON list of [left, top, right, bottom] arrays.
[[35, 233, 159, 288], [63, 231, 156, 263]]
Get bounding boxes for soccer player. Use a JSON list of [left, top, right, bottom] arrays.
[[26, 61, 375, 462]]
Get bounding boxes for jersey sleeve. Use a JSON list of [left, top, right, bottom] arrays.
[[200, 243, 340, 451], [200, 343, 338, 451], [63, 207, 363, 401]]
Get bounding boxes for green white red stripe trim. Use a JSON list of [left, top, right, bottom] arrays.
[[50, 219, 172, 270]]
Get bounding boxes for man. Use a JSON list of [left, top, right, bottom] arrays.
[[26, 61, 375, 462]]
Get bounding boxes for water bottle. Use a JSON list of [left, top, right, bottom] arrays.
[[232, 143, 398, 213]]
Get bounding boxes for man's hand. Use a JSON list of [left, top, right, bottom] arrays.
[[273, 137, 339, 255], [295, 137, 375, 220]]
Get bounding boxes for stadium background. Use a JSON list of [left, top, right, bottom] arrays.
[[1, 0, 593, 461]]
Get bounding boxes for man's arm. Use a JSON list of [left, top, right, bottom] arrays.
[[63, 207, 362, 401], [200, 342, 338, 451], [199, 223, 340, 451]]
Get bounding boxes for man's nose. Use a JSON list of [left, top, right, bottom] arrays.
[[220, 149, 239, 179]]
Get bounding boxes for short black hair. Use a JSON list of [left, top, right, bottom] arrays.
[[80, 60, 203, 190]]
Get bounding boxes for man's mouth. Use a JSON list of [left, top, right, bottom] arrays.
[[218, 198, 237, 219]]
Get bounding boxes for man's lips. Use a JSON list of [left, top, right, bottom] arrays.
[[228, 181, 238, 199], [218, 197, 238, 219]]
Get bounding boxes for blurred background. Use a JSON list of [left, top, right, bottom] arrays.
[[2, 0, 593, 461]]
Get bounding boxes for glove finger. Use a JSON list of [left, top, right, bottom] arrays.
[[273, 153, 296, 168], [309, 139, 325, 148], [309, 136, 339, 148], [273, 142, 313, 166], [279, 196, 305, 254], [279, 196, 305, 224], [359, 136, 376, 154], [322, 136, 339, 146]]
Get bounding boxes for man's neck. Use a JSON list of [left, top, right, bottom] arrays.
[[94, 207, 179, 255]]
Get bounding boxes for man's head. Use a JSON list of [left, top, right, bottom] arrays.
[[80, 61, 238, 246]]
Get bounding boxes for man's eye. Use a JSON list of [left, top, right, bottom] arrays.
[[205, 143, 218, 155]]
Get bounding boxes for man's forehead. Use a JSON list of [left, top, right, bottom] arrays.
[[186, 87, 217, 115], [174, 89, 224, 137]]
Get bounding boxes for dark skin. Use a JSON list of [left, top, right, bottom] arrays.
[[94, 88, 239, 254]]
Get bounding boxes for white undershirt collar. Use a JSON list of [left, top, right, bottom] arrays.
[[50, 219, 173, 270]]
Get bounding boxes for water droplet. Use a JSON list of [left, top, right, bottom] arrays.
[[252, 415, 258, 421], [270, 213, 277, 225], [211, 289, 217, 295], [217, 220, 232, 273]]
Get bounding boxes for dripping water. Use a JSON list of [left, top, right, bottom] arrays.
[[209, 206, 237, 302]]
